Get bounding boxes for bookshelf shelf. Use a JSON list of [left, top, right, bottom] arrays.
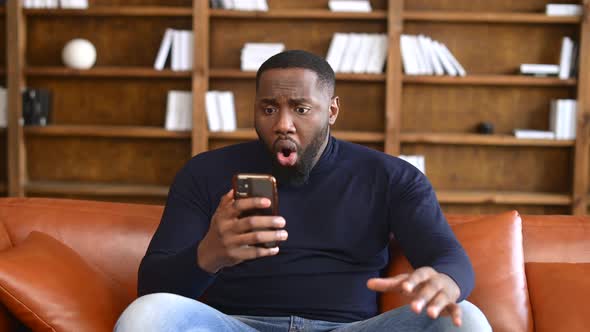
[[24, 6, 192, 17], [436, 190, 572, 205], [402, 75, 577, 87], [25, 67, 192, 79], [24, 125, 191, 139], [209, 69, 386, 82], [209, 129, 385, 143], [209, 9, 387, 20], [25, 181, 169, 197], [400, 133, 575, 147], [403, 11, 582, 24]]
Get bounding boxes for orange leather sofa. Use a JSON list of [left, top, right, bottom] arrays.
[[0, 198, 587, 332]]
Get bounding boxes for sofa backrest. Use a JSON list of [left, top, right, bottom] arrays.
[[0, 198, 161, 300]]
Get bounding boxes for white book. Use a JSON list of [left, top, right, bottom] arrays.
[[221, 0, 234, 9], [58, 0, 68, 8], [205, 91, 223, 132], [546, 4, 583, 16], [520, 64, 560, 75], [433, 41, 457, 76], [180, 30, 194, 70], [234, 0, 257, 11], [255, 0, 268, 11], [329, 0, 372, 12], [154, 29, 174, 70], [326, 33, 350, 73], [409, 36, 428, 75], [217, 91, 237, 131], [416, 35, 434, 75], [400, 34, 417, 75], [440, 42, 466, 76], [550, 100, 565, 139], [339, 33, 363, 73], [0, 87, 6, 128], [558, 36, 574, 80], [171, 31, 183, 71], [425, 37, 444, 76], [70, 0, 88, 9], [399, 155, 426, 174], [165, 90, 192, 131], [352, 34, 375, 74], [366, 34, 388, 74], [514, 129, 556, 139], [565, 100, 577, 139]]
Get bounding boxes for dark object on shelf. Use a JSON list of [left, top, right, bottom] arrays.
[[22, 88, 52, 126], [477, 122, 494, 135]]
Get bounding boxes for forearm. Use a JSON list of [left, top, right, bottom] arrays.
[[430, 250, 474, 302], [138, 243, 217, 297]]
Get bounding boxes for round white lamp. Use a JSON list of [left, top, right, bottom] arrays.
[[61, 38, 97, 70]]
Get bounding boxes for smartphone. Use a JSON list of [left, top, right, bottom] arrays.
[[232, 173, 279, 248]]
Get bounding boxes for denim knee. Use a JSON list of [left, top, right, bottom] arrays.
[[454, 301, 492, 332]]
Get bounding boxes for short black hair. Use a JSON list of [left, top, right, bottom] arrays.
[[256, 50, 335, 96]]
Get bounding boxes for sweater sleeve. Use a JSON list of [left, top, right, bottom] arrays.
[[388, 166, 475, 302], [138, 161, 218, 297]]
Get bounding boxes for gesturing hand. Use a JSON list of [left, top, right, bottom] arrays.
[[367, 267, 463, 327], [197, 189, 288, 274]]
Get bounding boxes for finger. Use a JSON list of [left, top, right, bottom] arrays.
[[425, 291, 451, 319], [230, 245, 280, 261], [410, 279, 444, 314], [229, 216, 286, 234], [226, 229, 288, 247], [232, 197, 272, 216], [402, 267, 436, 293], [366, 274, 409, 292], [445, 303, 462, 327]]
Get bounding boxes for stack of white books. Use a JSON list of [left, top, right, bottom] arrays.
[[328, 0, 372, 12], [241, 43, 285, 71], [210, 0, 269, 11], [546, 4, 583, 16], [326, 33, 388, 74], [520, 36, 577, 79], [550, 99, 577, 140], [513, 129, 556, 140], [165, 91, 193, 131], [398, 155, 426, 174], [154, 29, 194, 71], [24, 0, 88, 8], [0, 87, 7, 128], [400, 34, 466, 76], [205, 91, 237, 132]]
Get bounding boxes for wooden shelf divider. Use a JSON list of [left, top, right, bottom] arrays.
[[209, 129, 385, 143], [209, 8, 387, 20], [403, 75, 577, 87], [403, 11, 582, 24], [24, 6, 192, 17], [24, 125, 191, 139], [209, 69, 386, 82], [401, 133, 575, 147], [25, 181, 169, 197], [25, 66, 192, 79], [437, 190, 572, 206]]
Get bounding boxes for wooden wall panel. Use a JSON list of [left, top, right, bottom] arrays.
[[441, 204, 569, 215], [402, 85, 576, 134], [403, 23, 578, 75], [26, 137, 190, 185], [26, 16, 192, 67], [27, 77, 191, 126], [209, 19, 386, 69], [401, 144, 572, 192], [210, 79, 385, 132], [405, 0, 580, 12]]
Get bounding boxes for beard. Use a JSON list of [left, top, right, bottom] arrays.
[[258, 124, 329, 187]]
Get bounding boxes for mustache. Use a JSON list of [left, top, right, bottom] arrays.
[[272, 136, 299, 150]]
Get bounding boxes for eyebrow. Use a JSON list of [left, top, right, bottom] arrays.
[[258, 97, 313, 105]]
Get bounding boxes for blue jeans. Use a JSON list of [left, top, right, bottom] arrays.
[[114, 293, 491, 332]]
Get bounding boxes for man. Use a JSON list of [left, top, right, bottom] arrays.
[[115, 50, 491, 331]]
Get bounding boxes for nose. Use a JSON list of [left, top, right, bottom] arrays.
[[273, 110, 296, 135]]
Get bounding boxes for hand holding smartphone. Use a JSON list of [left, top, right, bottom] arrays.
[[232, 173, 280, 248]]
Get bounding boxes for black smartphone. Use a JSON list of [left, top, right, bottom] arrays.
[[232, 174, 279, 248]]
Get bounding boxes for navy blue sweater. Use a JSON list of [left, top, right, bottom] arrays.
[[138, 137, 474, 323]]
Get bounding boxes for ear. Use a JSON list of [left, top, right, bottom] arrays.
[[329, 96, 340, 125]]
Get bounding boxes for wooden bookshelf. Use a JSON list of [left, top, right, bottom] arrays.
[[24, 6, 193, 17], [24, 125, 191, 139], [403, 11, 582, 24], [4, 0, 590, 215], [26, 67, 192, 79]]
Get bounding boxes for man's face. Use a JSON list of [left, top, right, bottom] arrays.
[[254, 68, 339, 186]]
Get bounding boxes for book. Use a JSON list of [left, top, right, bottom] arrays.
[[328, 0, 372, 12], [513, 129, 555, 139], [546, 4, 583, 16], [433, 41, 457, 76], [326, 33, 350, 72], [205, 91, 223, 132], [241, 43, 285, 71], [352, 34, 375, 74], [339, 33, 363, 73], [217, 91, 237, 131], [165, 90, 192, 131], [558, 36, 574, 80], [366, 34, 388, 74], [154, 29, 174, 70], [520, 64, 560, 76], [398, 155, 426, 174], [439, 42, 466, 77]]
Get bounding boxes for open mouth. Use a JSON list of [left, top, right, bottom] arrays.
[[275, 141, 298, 167]]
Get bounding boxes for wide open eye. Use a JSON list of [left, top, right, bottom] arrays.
[[263, 107, 277, 115], [295, 107, 310, 115]]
